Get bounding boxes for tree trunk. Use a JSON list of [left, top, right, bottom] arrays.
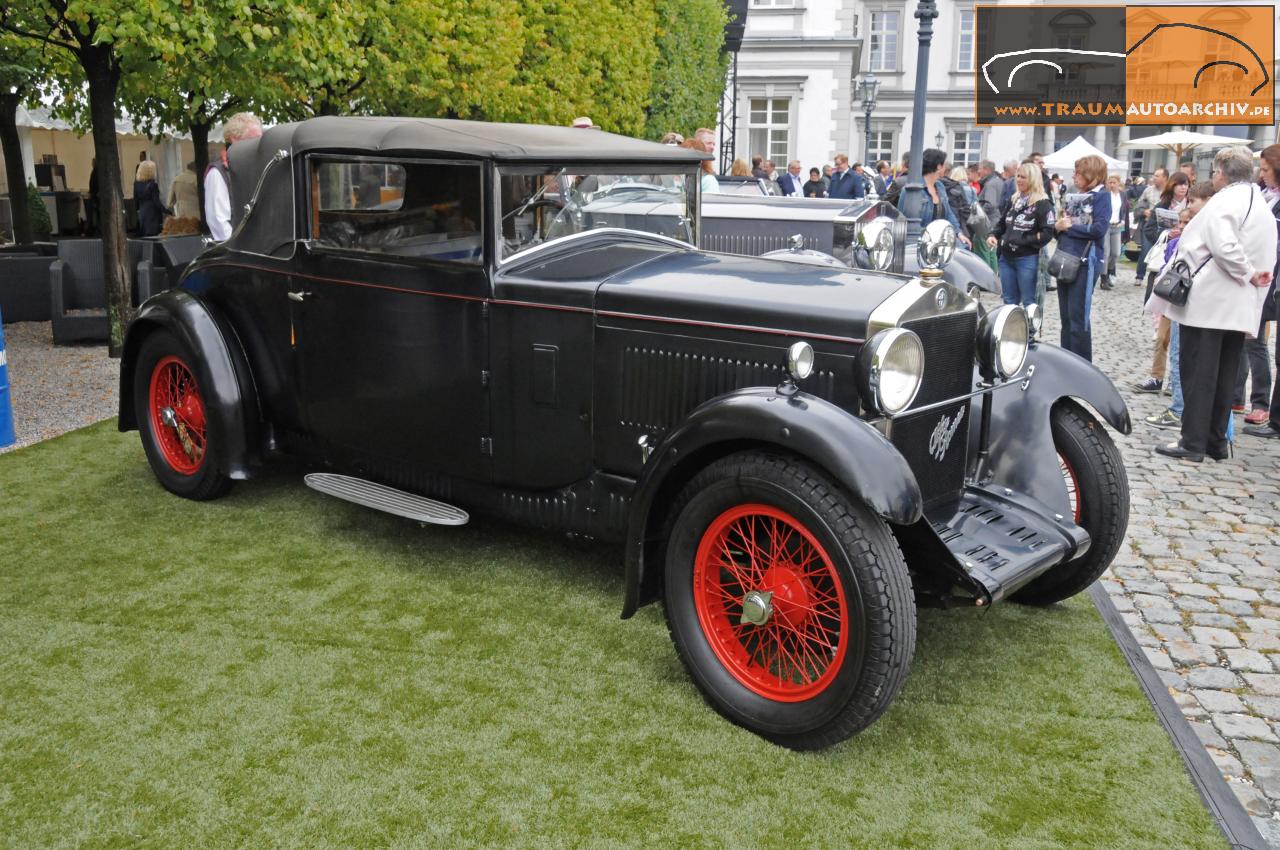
[[83, 47, 131, 358], [0, 92, 34, 246], [191, 120, 210, 232]]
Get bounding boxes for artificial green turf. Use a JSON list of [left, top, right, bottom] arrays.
[[0, 422, 1225, 850]]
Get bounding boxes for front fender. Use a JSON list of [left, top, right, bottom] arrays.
[[118, 289, 261, 480], [621, 388, 923, 618], [982, 342, 1130, 518]]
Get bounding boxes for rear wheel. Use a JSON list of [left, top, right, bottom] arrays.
[[1012, 401, 1128, 605], [133, 330, 232, 501], [663, 452, 915, 750]]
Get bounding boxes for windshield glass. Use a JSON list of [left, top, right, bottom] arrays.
[[498, 166, 697, 262]]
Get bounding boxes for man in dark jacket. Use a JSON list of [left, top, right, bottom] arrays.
[[827, 154, 862, 200]]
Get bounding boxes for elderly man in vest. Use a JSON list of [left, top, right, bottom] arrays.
[[205, 112, 264, 242]]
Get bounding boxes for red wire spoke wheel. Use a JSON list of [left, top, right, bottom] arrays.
[[133, 330, 232, 501], [692, 504, 849, 702], [148, 355, 207, 475], [663, 452, 916, 749]]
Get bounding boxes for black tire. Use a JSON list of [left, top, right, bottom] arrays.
[[133, 330, 232, 501], [662, 451, 916, 750], [1012, 400, 1129, 605]]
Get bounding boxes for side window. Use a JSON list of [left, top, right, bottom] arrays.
[[310, 159, 482, 264]]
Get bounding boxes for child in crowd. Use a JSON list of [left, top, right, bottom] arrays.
[[1143, 182, 1217, 428]]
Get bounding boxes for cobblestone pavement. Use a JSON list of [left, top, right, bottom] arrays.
[[1036, 262, 1280, 845], [0, 321, 118, 454]]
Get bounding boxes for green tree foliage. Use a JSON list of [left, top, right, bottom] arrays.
[[1, 0, 138, 354], [503, 0, 658, 135], [26, 182, 51, 240], [0, 33, 60, 244], [645, 0, 728, 139]]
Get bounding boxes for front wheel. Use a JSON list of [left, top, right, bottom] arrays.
[[1012, 400, 1129, 605], [663, 452, 916, 750], [133, 330, 232, 501]]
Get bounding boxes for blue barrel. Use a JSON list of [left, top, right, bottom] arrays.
[[0, 308, 14, 448]]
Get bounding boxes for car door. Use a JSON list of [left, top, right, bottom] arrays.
[[292, 155, 490, 481]]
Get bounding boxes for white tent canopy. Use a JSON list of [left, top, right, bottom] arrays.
[[1041, 135, 1127, 175], [1119, 130, 1254, 159]]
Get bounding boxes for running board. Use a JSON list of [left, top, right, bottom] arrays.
[[304, 473, 469, 526]]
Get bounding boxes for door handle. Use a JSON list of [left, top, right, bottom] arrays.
[[287, 290, 311, 302]]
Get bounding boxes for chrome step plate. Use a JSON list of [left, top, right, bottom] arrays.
[[304, 473, 469, 526]]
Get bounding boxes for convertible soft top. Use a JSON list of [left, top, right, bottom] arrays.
[[225, 116, 708, 253]]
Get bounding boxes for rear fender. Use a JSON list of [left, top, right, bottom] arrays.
[[979, 342, 1130, 519], [621, 388, 923, 618], [119, 289, 261, 480]]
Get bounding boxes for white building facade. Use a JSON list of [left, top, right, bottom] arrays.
[[723, 0, 1278, 177]]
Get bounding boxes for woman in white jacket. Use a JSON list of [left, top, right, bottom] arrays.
[[1154, 146, 1277, 461]]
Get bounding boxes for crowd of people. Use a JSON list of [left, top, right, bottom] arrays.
[[683, 130, 1278, 462]]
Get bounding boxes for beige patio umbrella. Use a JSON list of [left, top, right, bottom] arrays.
[[1119, 130, 1254, 160]]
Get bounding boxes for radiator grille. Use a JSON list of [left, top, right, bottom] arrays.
[[891, 401, 970, 508], [901, 311, 977, 407], [619, 347, 836, 430], [702, 232, 794, 256]]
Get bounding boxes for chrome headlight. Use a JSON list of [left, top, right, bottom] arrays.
[[858, 219, 895, 271], [977, 305, 1029, 379], [787, 341, 815, 381], [857, 329, 925, 415], [917, 220, 957, 271], [1025, 303, 1043, 339]]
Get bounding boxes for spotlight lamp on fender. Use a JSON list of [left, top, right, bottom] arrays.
[[916, 220, 957, 280]]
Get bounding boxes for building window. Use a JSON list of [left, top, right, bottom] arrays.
[[1128, 150, 1144, 177], [869, 11, 900, 72], [1056, 33, 1085, 81], [865, 129, 895, 165], [750, 0, 795, 6], [956, 9, 975, 72], [950, 130, 983, 166], [748, 97, 791, 164]]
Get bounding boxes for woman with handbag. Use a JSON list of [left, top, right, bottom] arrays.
[[1141, 173, 1190, 296], [987, 163, 1055, 307], [1152, 146, 1276, 462], [1051, 154, 1111, 361]]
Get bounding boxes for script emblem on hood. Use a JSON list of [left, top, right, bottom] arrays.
[[929, 406, 966, 462]]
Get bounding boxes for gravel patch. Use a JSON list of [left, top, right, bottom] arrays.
[[0, 321, 119, 453]]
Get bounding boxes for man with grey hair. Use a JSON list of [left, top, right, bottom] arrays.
[[977, 160, 1004, 221], [779, 160, 804, 196], [205, 111, 264, 241]]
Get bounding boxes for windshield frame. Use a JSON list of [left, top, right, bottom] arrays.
[[492, 162, 701, 268]]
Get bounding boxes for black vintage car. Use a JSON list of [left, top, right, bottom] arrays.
[[119, 117, 1131, 750]]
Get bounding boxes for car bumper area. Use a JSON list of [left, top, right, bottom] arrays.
[[925, 484, 1090, 604]]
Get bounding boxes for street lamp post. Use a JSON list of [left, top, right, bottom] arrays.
[[899, 0, 939, 239], [934, 131, 945, 150], [859, 73, 880, 168]]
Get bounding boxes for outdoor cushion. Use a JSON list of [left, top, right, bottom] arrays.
[[0, 255, 55, 322], [49, 238, 109, 344]]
